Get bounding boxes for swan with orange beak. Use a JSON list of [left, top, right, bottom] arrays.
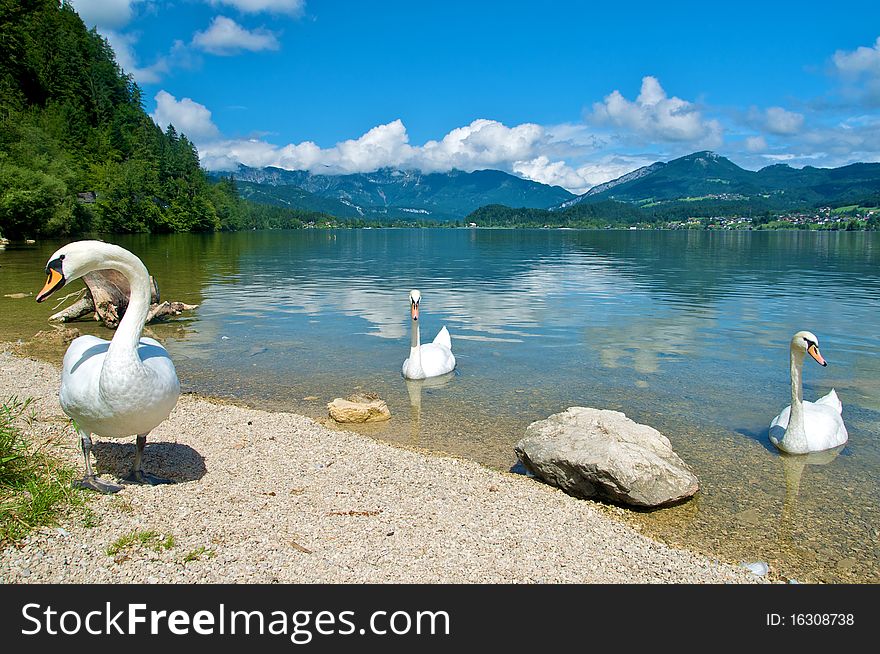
[[769, 331, 847, 454], [402, 289, 455, 380], [36, 241, 180, 493]]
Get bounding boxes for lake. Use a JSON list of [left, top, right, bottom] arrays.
[[1, 228, 878, 582]]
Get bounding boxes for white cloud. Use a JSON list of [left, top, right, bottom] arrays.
[[590, 76, 723, 146], [512, 157, 585, 191], [745, 136, 767, 152], [151, 91, 221, 140], [833, 36, 880, 77], [101, 30, 173, 84], [512, 156, 650, 195], [832, 36, 880, 105], [69, 0, 141, 30], [192, 16, 280, 55], [197, 118, 561, 177], [763, 107, 804, 135], [207, 0, 306, 15], [191, 112, 656, 194], [417, 120, 547, 172]]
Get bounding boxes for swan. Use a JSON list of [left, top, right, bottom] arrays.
[[36, 241, 180, 493], [769, 330, 847, 454], [402, 289, 455, 380]]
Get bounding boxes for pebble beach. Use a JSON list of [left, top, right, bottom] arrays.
[[0, 350, 762, 584]]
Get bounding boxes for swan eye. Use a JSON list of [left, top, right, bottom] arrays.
[[59, 254, 65, 261]]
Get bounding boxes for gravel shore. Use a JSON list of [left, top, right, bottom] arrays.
[[0, 350, 761, 584]]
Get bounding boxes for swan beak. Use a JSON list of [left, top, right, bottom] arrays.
[[808, 344, 827, 367], [411, 303, 419, 321], [36, 267, 65, 303]]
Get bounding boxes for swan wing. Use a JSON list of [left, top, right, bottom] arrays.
[[771, 402, 848, 453], [814, 388, 842, 414], [432, 325, 452, 351], [60, 336, 108, 425], [768, 404, 791, 446], [803, 401, 848, 450], [417, 343, 456, 378], [59, 336, 179, 437]]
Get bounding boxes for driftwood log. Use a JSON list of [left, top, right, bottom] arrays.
[[48, 269, 197, 328]]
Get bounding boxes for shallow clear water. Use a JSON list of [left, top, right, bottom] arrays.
[[1, 229, 878, 582]]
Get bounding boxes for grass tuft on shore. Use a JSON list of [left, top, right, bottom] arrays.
[[0, 397, 87, 546], [107, 529, 175, 556], [183, 546, 216, 563]]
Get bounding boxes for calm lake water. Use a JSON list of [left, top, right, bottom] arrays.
[[1, 228, 878, 582]]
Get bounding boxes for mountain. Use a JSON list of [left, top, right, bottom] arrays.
[[220, 166, 576, 220], [559, 151, 880, 211], [235, 181, 364, 218]]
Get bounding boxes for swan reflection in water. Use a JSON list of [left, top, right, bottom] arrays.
[[403, 371, 457, 445], [777, 445, 845, 544]]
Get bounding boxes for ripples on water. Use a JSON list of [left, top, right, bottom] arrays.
[[1, 229, 878, 582]]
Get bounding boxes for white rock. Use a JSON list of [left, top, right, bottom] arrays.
[[515, 407, 699, 508], [740, 561, 770, 576]]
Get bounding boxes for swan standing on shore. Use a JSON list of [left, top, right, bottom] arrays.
[[769, 331, 847, 454], [402, 289, 455, 379], [36, 241, 180, 493]]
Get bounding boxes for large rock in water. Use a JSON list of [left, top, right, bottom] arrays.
[[515, 407, 699, 508]]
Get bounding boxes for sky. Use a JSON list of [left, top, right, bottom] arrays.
[[68, 0, 880, 194]]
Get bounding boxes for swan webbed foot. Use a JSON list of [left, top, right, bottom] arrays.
[[74, 475, 123, 494], [122, 470, 173, 486]]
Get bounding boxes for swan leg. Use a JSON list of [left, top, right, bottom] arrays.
[[72, 430, 123, 494], [122, 434, 172, 485]]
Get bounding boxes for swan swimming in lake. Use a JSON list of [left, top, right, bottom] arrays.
[[36, 241, 180, 493], [769, 331, 847, 454], [402, 289, 456, 380]]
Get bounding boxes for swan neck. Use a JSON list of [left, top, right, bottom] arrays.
[[410, 318, 420, 352], [101, 250, 152, 362], [787, 349, 806, 438]]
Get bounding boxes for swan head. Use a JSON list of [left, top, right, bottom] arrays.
[[791, 330, 827, 367], [35, 240, 108, 303], [409, 289, 421, 321]]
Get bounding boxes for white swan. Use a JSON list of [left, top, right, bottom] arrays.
[[36, 241, 180, 493], [769, 330, 847, 454], [402, 289, 456, 380]]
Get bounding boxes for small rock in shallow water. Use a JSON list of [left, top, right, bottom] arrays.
[[740, 561, 769, 576], [328, 395, 391, 423]]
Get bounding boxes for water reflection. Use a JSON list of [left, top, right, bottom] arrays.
[[777, 446, 845, 549], [403, 372, 457, 449]]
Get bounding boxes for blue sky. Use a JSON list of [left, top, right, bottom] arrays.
[[69, 0, 880, 193]]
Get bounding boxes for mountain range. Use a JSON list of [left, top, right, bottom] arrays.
[[215, 152, 880, 223], [219, 166, 575, 220], [559, 151, 880, 211]]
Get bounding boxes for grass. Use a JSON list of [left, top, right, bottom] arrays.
[[0, 397, 87, 546], [183, 546, 216, 563], [107, 529, 175, 556]]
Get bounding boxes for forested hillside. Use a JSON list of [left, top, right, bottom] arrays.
[[0, 0, 319, 239]]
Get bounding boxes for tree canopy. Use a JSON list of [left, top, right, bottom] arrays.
[[0, 0, 322, 240]]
